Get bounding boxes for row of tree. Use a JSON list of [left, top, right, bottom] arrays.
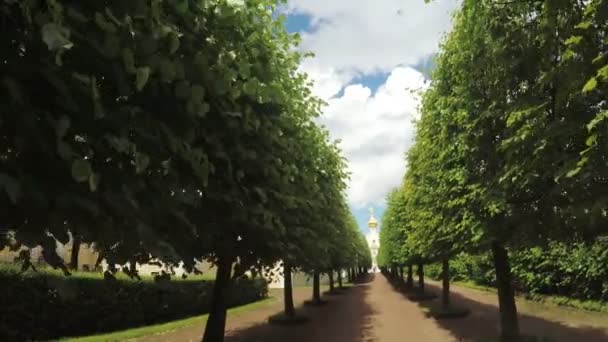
[[378, 0, 607, 340], [0, 1, 370, 341]]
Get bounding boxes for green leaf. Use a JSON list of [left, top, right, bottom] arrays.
[[587, 110, 608, 131], [88, 173, 101, 192], [2, 77, 22, 103], [122, 48, 136, 73], [562, 49, 576, 62], [200, 102, 210, 116], [175, 81, 191, 99], [592, 53, 605, 65], [564, 36, 583, 46], [191, 85, 205, 102], [41, 23, 74, 51], [71, 160, 92, 183], [55, 115, 71, 139], [586, 133, 597, 147], [0, 173, 21, 204], [135, 67, 151, 91], [57, 141, 74, 160], [582, 77, 598, 93], [168, 33, 180, 54], [565, 167, 582, 178], [253, 187, 268, 203], [160, 59, 176, 82], [227, 0, 245, 8], [173, 0, 189, 14], [135, 153, 150, 174], [243, 78, 259, 96], [575, 21, 592, 30], [597, 65, 608, 81]]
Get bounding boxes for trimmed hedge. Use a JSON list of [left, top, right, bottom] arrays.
[[426, 241, 608, 302], [0, 267, 268, 341]]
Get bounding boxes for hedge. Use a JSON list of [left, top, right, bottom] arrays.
[[0, 267, 268, 341], [426, 241, 608, 302]]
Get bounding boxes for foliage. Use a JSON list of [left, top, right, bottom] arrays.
[[426, 241, 608, 302], [382, 0, 608, 337], [0, 267, 267, 341], [0, 1, 361, 339], [60, 298, 276, 342]]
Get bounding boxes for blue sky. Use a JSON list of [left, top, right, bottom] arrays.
[[283, 1, 457, 234]]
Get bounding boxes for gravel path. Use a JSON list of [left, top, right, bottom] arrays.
[[136, 274, 608, 342]]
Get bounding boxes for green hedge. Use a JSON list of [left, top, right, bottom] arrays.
[[426, 241, 608, 302], [0, 267, 268, 341]]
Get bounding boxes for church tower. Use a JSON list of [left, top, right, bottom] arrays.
[[366, 208, 380, 273]]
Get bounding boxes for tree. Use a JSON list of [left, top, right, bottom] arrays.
[[1, 1, 358, 341], [397, 0, 608, 338]]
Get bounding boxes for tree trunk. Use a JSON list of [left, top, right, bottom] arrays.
[[70, 236, 81, 271], [201, 254, 233, 342], [417, 263, 424, 293], [328, 271, 335, 292], [94, 248, 106, 272], [491, 241, 520, 341], [407, 265, 414, 288], [338, 269, 343, 288], [312, 271, 321, 304], [442, 258, 450, 309], [348, 268, 353, 283], [283, 263, 295, 316]]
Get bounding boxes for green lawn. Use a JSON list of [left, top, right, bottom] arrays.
[[60, 297, 276, 342], [453, 280, 608, 313]]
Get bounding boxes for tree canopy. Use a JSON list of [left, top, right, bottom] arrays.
[[0, 1, 368, 341], [378, 0, 608, 339]]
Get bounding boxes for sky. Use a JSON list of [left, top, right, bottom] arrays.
[[283, 0, 459, 234]]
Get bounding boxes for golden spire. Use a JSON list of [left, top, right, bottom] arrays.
[[368, 207, 378, 230]]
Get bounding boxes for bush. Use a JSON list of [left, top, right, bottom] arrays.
[[426, 241, 608, 303], [0, 266, 268, 341], [510, 241, 608, 301], [426, 253, 495, 286]]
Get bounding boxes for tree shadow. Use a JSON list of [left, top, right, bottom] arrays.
[[354, 273, 375, 284], [388, 278, 608, 342], [226, 275, 377, 342]]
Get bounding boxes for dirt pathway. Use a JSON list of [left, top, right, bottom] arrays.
[[137, 274, 608, 342], [422, 280, 608, 342]]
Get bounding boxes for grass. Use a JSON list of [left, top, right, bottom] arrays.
[[452, 280, 608, 313], [59, 297, 276, 342]]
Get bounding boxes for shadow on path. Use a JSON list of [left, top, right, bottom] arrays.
[[387, 277, 608, 342], [226, 274, 377, 342]]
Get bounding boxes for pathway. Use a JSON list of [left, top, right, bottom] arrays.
[[137, 274, 608, 342]]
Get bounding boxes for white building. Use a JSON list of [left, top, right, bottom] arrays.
[[366, 208, 380, 273]]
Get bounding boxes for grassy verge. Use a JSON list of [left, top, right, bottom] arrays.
[[452, 280, 608, 313], [60, 297, 276, 342]]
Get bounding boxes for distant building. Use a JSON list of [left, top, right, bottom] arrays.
[[366, 208, 380, 273], [0, 239, 98, 270]]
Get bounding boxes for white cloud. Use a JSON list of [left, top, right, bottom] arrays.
[[318, 67, 428, 208], [286, 0, 457, 208], [290, 0, 458, 78]]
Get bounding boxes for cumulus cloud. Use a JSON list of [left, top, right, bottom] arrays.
[[285, 0, 457, 208], [319, 67, 428, 208], [290, 0, 459, 78]]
